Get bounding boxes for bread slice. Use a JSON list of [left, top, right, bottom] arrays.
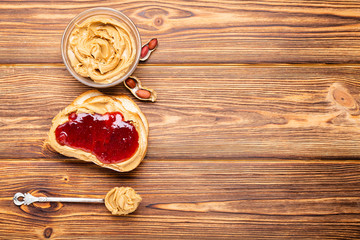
[[48, 90, 148, 172]]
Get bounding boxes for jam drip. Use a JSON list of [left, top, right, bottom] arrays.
[[55, 112, 139, 164]]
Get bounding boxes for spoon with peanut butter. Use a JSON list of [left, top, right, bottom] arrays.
[[13, 187, 141, 216]]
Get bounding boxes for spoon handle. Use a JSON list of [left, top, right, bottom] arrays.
[[13, 192, 104, 206]]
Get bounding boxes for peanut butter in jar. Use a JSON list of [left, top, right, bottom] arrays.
[[68, 16, 137, 84]]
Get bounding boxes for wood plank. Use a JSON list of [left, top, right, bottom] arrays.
[[2, 64, 360, 159], [1, 159, 360, 239], [2, 0, 360, 64]]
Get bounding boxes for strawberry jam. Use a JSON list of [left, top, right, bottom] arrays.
[[55, 112, 139, 164]]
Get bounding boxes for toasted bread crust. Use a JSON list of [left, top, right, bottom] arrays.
[[48, 90, 148, 172]]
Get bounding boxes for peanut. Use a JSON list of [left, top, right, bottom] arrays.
[[125, 78, 136, 89], [141, 45, 149, 58], [148, 38, 158, 50], [136, 89, 151, 99]]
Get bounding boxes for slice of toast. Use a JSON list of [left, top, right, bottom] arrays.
[[48, 90, 148, 172]]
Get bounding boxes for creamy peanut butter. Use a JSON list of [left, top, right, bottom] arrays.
[[105, 187, 142, 215], [68, 16, 136, 84]]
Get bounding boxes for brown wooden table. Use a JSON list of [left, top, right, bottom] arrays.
[[1, 1, 360, 239]]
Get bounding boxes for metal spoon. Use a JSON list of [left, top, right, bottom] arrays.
[[13, 192, 104, 206]]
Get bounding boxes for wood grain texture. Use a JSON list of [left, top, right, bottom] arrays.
[[2, 0, 360, 64], [1, 65, 360, 160], [2, 0, 360, 238], [2, 159, 360, 239]]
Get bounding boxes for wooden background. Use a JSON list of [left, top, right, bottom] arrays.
[[1, 0, 360, 239]]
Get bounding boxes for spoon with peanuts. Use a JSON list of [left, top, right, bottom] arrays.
[[13, 187, 141, 216]]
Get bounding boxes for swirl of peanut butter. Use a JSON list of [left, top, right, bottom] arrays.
[[68, 16, 136, 84], [105, 187, 142, 215]]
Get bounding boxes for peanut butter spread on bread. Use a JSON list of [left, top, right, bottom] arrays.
[[48, 90, 148, 172]]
